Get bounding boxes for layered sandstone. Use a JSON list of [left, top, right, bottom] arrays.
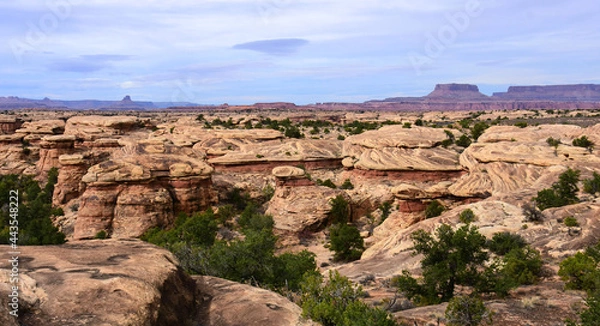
[[15, 119, 65, 142], [64, 115, 140, 140], [209, 139, 343, 173], [74, 139, 216, 239], [36, 135, 76, 177]]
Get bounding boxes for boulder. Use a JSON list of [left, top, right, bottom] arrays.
[[0, 240, 200, 326], [197, 276, 317, 326]]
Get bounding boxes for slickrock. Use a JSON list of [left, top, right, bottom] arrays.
[[15, 119, 65, 142], [64, 115, 140, 140], [337, 199, 600, 281], [0, 240, 200, 326], [197, 276, 317, 326], [450, 124, 600, 198], [0, 133, 36, 175], [209, 139, 343, 173], [343, 126, 463, 173], [74, 140, 216, 239]]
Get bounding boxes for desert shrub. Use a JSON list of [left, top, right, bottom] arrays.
[[402, 122, 412, 128], [456, 134, 472, 147], [329, 223, 364, 262], [284, 125, 304, 138], [546, 137, 561, 148], [237, 204, 274, 233], [379, 201, 393, 222], [501, 246, 543, 285], [0, 171, 65, 245], [445, 295, 493, 326], [514, 121, 528, 128], [459, 209, 477, 224], [573, 135, 594, 151], [94, 230, 108, 239], [337, 134, 346, 140], [533, 168, 580, 210], [471, 122, 489, 141], [566, 294, 600, 326], [583, 172, 600, 196], [425, 200, 445, 219], [559, 252, 600, 294], [487, 232, 526, 256], [564, 216, 579, 227], [522, 202, 544, 223], [340, 179, 354, 190], [225, 187, 251, 211], [392, 224, 541, 305], [328, 195, 351, 224], [301, 271, 397, 326], [415, 119, 424, 126], [317, 179, 337, 189]]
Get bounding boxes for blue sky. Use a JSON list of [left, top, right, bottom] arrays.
[[1, 0, 599, 104]]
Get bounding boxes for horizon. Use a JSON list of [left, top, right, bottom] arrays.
[[2, 1, 599, 105]]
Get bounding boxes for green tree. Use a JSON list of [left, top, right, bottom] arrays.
[[471, 122, 489, 141], [558, 252, 600, 293], [328, 195, 351, 224], [573, 135, 594, 152], [445, 295, 493, 326], [329, 223, 364, 262], [487, 232, 526, 256], [340, 179, 355, 190], [393, 224, 488, 304], [567, 294, 600, 326], [301, 271, 397, 326], [425, 200, 445, 218], [501, 246, 543, 285], [583, 172, 600, 196], [459, 209, 477, 224], [456, 134, 472, 147], [533, 168, 580, 210]]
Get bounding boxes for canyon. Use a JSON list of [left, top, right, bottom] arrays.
[[0, 104, 599, 325]]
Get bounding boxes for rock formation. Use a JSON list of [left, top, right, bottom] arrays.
[[426, 83, 489, 100], [73, 139, 216, 239], [493, 84, 600, 101]]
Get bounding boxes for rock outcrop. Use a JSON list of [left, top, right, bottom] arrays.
[[266, 185, 351, 233], [73, 139, 216, 239], [197, 276, 317, 326], [64, 115, 140, 141], [0, 115, 23, 134], [15, 119, 65, 142], [0, 240, 201, 326], [493, 84, 600, 101], [209, 139, 343, 173], [36, 135, 76, 177], [0, 133, 35, 175], [343, 126, 464, 180]]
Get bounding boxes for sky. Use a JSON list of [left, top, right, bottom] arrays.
[[1, 0, 599, 105]]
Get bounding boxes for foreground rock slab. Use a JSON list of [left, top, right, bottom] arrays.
[[0, 240, 199, 326]]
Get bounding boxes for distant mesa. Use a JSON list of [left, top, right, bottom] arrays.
[[492, 84, 600, 101], [425, 83, 489, 100]]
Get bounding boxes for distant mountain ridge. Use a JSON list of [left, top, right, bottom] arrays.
[[0, 95, 197, 110]]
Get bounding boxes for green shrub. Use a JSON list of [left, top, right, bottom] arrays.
[[425, 200, 445, 218], [445, 295, 493, 326], [546, 137, 561, 148], [402, 122, 412, 128], [415, 119, 424, 126], [471, 122, 489, 140], [337, 134, 346, 141], [459, 209, 477, 224], [456, 134, 472, 147], [564, 216, 579, 227], [301, 271, 397, 326], [501, 246, 543, 285], [566, 294, 600, 326], [514, 121, 528, 128], [340, 179, 354, 190], [0, 171, 65, 245], [533, 168, 580, 210], [559, 252, 600, 294], [379, 201, 393, 222], [317, 179, 337, 189], [573, 135, 594, 151], [583, 172, 600, 196], [328, 195, 351, 224], [487, 232, 526, 256], [94, 230, 108, 239], [329, 223, 364, 262]]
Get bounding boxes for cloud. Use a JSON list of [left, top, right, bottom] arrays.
[[233, 38, 309, 55], [48, 54, 133, 72]]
